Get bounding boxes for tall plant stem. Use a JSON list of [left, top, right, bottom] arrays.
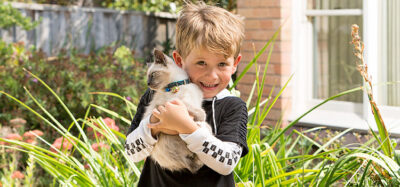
[[351, 24, 392, 158]]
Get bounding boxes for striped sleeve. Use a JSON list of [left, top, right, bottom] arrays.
[[125, 115, 157, 162], [180, 124, 243, 175]]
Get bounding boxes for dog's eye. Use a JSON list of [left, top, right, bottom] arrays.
[[151, 72, 157, 77]]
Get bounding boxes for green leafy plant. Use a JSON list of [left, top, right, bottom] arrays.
[[0, 41, 147, 133], [351, 24, 393, 158], [0, 0, 39, 30], [103, 0, 237, 13], [1, 69, 143, 186], [34, 0, 78, 6], [102, 0, 180, 13]]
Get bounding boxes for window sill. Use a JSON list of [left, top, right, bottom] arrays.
[[289, 107, 400, 136]]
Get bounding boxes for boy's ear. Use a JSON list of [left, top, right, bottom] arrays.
[[172, 50, 183, 68], [153, 49, 167, 66], [232, 54, 242, 73]]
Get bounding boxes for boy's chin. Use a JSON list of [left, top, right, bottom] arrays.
[[202, 88, 224, 99]]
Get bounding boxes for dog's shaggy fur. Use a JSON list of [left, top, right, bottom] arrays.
[[145, 49, 210, 173]]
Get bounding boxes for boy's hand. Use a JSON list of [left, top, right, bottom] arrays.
[[150, 127, 179, 137], [148, 99, 199, 134], [149, 115, 179, 137], [150, 114, 160, 124]]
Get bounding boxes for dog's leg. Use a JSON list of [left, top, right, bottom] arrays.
[[188, 107, 206, 122]]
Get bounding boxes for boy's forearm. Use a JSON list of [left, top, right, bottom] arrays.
[[178, 119, 199, 134], [125, 115, 157, 162], [179, 123, 243, 175]]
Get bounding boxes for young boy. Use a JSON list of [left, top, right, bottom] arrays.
[[125, 2, 248, 186]]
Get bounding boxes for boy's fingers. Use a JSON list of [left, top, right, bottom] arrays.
[[152, 108, 161, 118], [170, 99, 183, 105], [148, 121, 161, 128], [169, 99, 186, 108], [157, 105, 167, 113], [165, 101, 176, 109], [152, 108, 160, 114]]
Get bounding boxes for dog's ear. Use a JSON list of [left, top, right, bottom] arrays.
[[153, 49, 167, 66]]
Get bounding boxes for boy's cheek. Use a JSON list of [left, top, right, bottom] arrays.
[[232, 66, 237, 74], [192, 81, 202, 88]]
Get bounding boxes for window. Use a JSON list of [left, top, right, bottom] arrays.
[[291, 0, 400, 133], [380, 0, 400, 107], [308, 0, 363, 103]]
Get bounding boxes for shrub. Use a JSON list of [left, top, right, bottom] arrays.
[[103, 0, 237, 13], [0, 41, 147, 133], [0, 0, 39, 30]]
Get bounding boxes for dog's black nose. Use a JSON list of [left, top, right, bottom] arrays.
[[147, 77, 152, 86], [147, 74, 153, 86]]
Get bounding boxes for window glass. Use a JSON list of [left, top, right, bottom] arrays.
[[307, 0, 362, 10], [382, 0, 400, 106], [312, 15, 363, 102], [308, 0, 363, 102]]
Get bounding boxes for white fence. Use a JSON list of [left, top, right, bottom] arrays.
[[0, 2, 177, 57]]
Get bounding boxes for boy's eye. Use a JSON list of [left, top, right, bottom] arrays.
[[196, 61, 206, 66], [218, 62, 227, 67]]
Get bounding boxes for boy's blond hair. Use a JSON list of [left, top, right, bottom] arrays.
[[175, 2, 244, 59]]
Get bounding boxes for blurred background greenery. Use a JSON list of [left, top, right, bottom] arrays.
[[5, 0, 237, 13]]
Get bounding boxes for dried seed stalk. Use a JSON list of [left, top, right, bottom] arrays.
[[351, 24, 393, 158]]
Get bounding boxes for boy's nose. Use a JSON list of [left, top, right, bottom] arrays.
[[206, 69, 219, 79]]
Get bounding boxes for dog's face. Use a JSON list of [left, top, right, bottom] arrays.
[[147, 50, 173, 90]]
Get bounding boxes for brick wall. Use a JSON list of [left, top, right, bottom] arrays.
[[237, 0, 292, 126]]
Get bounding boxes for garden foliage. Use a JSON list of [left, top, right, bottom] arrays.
[[0, 41, 147, 133], [4, 0, 236, 13], [103, 0, 236, 13], [0, 0, 39, 30]]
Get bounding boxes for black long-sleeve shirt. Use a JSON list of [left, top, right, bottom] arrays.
[[126, 88, 248, 187]]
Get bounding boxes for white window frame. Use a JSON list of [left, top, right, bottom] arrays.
[[290, 0, 400, 134], [375, 0, 400, 133]]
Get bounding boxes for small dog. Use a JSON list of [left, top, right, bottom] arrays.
[[145, 49, 209, 173]]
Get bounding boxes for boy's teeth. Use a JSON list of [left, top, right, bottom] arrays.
[[202, 83, 217, 87]]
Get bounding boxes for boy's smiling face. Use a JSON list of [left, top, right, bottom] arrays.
[[173, 47, 241, 99]]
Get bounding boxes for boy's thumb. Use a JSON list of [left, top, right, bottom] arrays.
[[148, 122, 161, 128], [170, 99, 182, 105]]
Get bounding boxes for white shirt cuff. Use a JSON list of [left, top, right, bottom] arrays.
[[138, 115, 158, 145], [179, 126, 210, 149]]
